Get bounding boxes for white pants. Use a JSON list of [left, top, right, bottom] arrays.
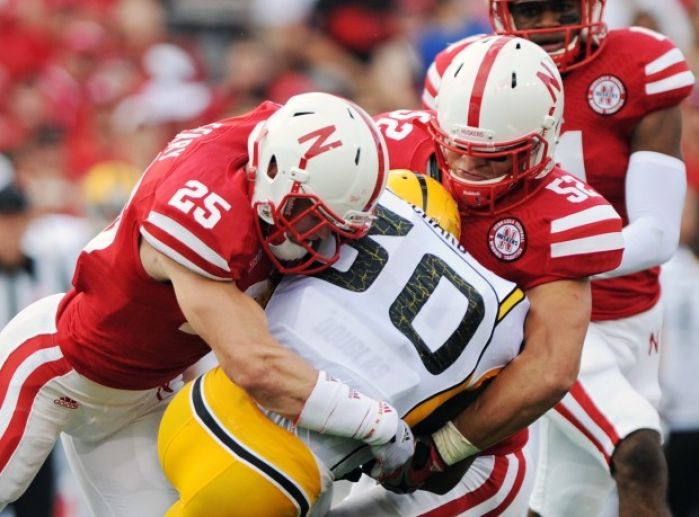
[[330, 444, 533, 516], [529, 301, 663, 517], [0, 294, 180, 516]]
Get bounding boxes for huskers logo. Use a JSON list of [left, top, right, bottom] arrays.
[[587, 75, 626, 115], [489, 218, 526, 261], [297, 125, 342, 168], [536, 61, 562, 103]]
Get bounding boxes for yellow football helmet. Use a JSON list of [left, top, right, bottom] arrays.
[[387, 169, 461, 239]]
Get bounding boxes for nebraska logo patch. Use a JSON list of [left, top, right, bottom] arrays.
[[587, 75, 626, 115], [489, 218, 526, 261]]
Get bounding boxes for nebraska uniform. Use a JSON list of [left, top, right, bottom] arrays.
[[375, 109, 623, 289], [159, 190, 531, 516], [425, 28, 693, 309], [424, 23, 695, 517], [554, 27, 693, 320], [0, 103, 281, 515], [367, 105, 623, 514]]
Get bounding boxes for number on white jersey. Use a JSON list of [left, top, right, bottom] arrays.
[[316, 204, 485, 375]]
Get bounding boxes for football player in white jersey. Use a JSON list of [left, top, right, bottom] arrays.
[[157, 171, 531, 516]]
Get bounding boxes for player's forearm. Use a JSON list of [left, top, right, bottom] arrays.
[[167, 257, 405, 445], [450, 349, 574, 450], [184, 282, 317, 418], [446, 279, 589, 453]]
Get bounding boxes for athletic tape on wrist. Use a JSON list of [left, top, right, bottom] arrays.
[[296, 371, 399, 445], [432, 421, 481, 466]]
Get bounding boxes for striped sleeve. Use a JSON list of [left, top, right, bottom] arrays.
[[141, 211, 233, 280], [629, 27, 695, 109], [548, 203, 624, 277]]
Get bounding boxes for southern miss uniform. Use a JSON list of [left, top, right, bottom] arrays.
[[370, 110, 624, 515], [158, 190, 530, 516], [424, 27, 694, 516], [0, 103, 278, 515]]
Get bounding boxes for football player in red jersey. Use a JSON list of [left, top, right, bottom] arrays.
[[332, 36, 624, 516], [423, 1, 696, 515], [0, 92, 420, 515]]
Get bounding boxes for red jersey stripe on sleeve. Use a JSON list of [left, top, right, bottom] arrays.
[[141, 211, 232, 280]]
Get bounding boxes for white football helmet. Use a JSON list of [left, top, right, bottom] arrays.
[[489, 0, 607, 72], [249, 92, 388, 274], [430, 35, 564, 215]]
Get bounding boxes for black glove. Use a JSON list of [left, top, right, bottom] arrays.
[[379, 434, 448, 494]]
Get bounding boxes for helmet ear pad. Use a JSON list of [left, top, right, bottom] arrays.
[[433, 36, 564, 215], [248, 92, 389, 274]]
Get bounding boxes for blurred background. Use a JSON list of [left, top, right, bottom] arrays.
[[1, 0, 699, 516]]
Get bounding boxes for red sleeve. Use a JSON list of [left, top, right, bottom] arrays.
[[374, 110, 436, 173], [492, 169, 625, 289], [140, 149, 258, 281], [139, 105, 278, 281], [617, 28, 695, 113], [528, 171, 624, 287], [141, 168, 258, 281]]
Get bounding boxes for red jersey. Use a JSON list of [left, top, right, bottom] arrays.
[[375, 110, 624, 289], [424, 28, 695, 319], [57, 102, 279, 390]]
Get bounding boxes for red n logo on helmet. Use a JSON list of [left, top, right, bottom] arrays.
[[297, 125, 342, 168], [537, 61, 562, 103]]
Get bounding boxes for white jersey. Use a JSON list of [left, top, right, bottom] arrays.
[[265, 191, 529, 477]]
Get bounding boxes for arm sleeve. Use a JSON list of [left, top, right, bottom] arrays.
[[594, 151, 686, 279]]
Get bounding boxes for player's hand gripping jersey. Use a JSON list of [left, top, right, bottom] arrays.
[[423, 28, 693, 313], [374, 110, 624, 289], [56, 103, 280, 390]]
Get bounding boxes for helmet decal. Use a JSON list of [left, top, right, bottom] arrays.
[[297, 125, 342, 168], [468, 37, 510, 127], [537, 61, 563, 103]]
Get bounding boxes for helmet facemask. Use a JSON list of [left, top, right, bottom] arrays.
[[489, 0, 607, 72], [253, 183, 374, 275], [429, 119, 551, 215]]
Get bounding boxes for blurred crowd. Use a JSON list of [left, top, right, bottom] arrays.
[[3, 0, 699, 216], [0, 0, 490, 217], [2, 0, 699, 516]]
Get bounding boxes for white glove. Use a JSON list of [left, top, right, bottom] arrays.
[[369, 419, 415, 480]]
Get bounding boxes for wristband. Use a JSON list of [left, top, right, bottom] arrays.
[[295, 371, 398, 446], [432, 421, 481, 466]]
